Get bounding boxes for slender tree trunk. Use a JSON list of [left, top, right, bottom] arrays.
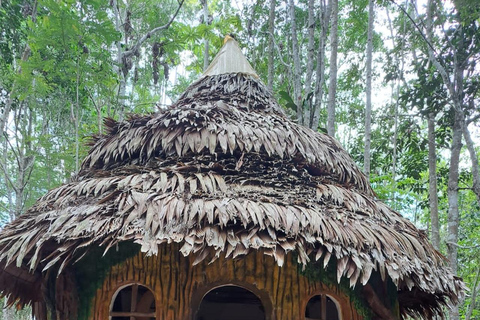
[[1, 43, 32, 138], [424, 0, 440, 250], [13, 105, 26, 218], [449, 22, 467, 320], [388, 4, 408, 196], [447, 112, 462, 320], [326, 0, 338, 136], [267, 0, 276, 91], [201, 0, 210, 71], [1, 2, 36, 137], [113, 0, 127, 121], [465, 265, 480, 320], [302, 0, 315, 128], [391, 96, 399, 205], [1, 88, 14, 136], [73, 61, 81, 173], [463, 124, 480, 204], [385, 9, 397, 189], [288, 0, 303, 126], [428, 113, 440, 249], [1, 139, 13, 216], [364, 0, 374, 179], [311, 0, 331, 131], [86, 87, 104, 135], [1, 103, 36, 221]]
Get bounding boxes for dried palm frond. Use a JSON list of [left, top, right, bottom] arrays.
[[0, 72, 464, 317]]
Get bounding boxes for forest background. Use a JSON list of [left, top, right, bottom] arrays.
[[0, 0, 479, 319]]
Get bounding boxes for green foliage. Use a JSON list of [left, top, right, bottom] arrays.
[[279, 90, 298, 112]]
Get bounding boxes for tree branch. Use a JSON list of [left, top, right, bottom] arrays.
[[263, 31, 291, 71], [446, 242, 480, 249], [389, 0, 437, 54], [122, 0, 185, 59], [467, 112, 480, 125]]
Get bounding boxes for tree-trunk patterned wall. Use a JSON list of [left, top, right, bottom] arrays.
[[83, 243, 369, 320]]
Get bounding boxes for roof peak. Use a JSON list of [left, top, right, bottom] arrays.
[[202, 35, 259, 78]]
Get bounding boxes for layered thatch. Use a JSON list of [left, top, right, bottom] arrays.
[[0, 38, 463, 318]]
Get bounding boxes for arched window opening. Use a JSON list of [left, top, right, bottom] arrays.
[[110, 284, 156, 320], [305, 294, 339, 320], [196, 285, 265, 320]]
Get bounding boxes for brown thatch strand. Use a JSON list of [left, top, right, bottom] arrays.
[[83, 74, 372, 194], [0, 73, 464, 318]]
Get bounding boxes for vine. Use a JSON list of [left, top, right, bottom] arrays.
[[73, 242, 141, 320], [298, 256, 375, 320]]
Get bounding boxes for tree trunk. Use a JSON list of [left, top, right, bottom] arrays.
[[363, 0, 374, 180], [463, 124, 480, 204], [326, 0, 338, 137], [311, 0, 331, 131], [465, 265, 480, 320], [288, 0, 303, 126], [424, 0, 440, 251], [267, 0, 276, 91], [1, 89, 14, 137], [73, 60, 81, 173], [448, 21, 466, 320], [1, 42, 32, 138], [428, 113, 440, 249], [201, 0, 210, 71], [302, 0, 315, 128], [113, 0, 127, 121], [0, 102, 37, 222], [447, 111, 462, 320]]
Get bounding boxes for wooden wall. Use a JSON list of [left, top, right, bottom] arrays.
[[85, 243, 365, 320]]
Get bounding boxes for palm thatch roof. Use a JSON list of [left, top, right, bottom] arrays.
[[0, 36, 463, 318]]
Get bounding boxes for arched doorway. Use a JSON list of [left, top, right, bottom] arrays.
[[195, 285, 266, 320]]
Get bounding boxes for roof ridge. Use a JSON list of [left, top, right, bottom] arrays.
[[202, 35, 259, 78]]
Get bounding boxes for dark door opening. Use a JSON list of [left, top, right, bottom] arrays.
[[195, 285, 266, 320]]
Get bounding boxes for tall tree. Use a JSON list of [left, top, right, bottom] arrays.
[[364, 0, 374, 180], [326, 0, 338, 136], [311, 0, 331, 131], [447, 112, 462, 319], [426, 0, 440, 250], [288, 0, 304, 125], [302, 0, 316, 127], [394, 0, 480, 316], [267, 0, 276, 90], [201, 0, 210, 71], [427, 113, 440, 249]]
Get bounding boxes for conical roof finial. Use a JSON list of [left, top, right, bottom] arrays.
[[202, 35, 259, 78]]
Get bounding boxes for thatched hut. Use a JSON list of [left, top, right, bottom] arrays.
[[0, 36, 463, 320]]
